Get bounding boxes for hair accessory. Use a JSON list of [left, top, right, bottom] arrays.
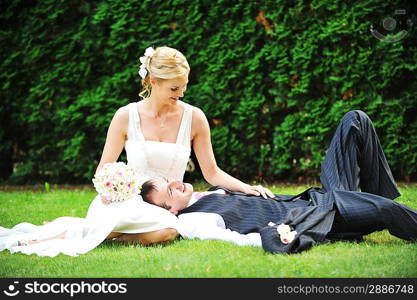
[[138, 47, 155, 79]]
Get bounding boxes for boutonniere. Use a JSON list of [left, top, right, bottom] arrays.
[[269, 222, 297, 244], [277, 224, 297, 244]]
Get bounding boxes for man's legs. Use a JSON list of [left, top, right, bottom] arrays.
[[329, 190, 417, 241], [320, 110, 400, 199]]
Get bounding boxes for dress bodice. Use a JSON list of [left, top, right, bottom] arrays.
[[124, 102, 192, 183]]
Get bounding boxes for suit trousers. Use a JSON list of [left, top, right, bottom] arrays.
[[320, 110, 417, 241], [320, 110, 400, 198]]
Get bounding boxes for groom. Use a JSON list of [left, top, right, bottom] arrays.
[[139, 111, 417, 254]]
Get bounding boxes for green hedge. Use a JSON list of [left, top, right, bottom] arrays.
[[1, 0, 416, 184]]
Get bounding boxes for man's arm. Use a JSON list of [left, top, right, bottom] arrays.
[[110, 228, 179, 245], [177, 212, 262, 247]]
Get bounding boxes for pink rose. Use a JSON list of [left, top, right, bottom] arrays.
[[277, 224, 291, 235], [280, 231, 297, 244]]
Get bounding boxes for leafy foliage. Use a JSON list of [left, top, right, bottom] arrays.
[[1, 0, 416, 184]]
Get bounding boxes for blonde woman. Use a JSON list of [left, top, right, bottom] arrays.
[[91, 46, 274, 244], [0, 46, 274, 256]]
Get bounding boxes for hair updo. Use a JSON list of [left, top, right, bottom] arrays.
[[138, 46, 190, 100]]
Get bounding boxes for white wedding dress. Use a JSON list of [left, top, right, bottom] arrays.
[[0, 102, 193, 257]]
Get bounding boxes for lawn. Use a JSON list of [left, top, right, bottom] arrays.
[[1, 183, 417, 278]]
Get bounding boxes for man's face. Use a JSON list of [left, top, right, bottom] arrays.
[[147, 178, 194, 215]]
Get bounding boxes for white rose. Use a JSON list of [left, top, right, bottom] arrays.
[[276, 224, 291, 235], [138, 66, 147, 79], [144, 47, 155, 57], [280, 231, 297, 244]]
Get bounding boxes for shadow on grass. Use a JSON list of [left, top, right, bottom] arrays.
[[99, 239, 176, 250]]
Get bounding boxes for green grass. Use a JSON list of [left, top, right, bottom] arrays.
[[1, 183, 417, 278]]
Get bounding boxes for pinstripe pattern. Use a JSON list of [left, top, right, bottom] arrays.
[[179, 190, 339, 254], [180, 193, 310, 234], [329, 190, 417, 241], [318, 111, 417, 241], [320, 110, 400, 199], [179, 110, 417, 254]]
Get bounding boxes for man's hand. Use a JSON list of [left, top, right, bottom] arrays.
[[243, 184, 276, 199]]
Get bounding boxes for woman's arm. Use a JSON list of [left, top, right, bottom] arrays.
[[95, 106, 129, 173], [94, 106, 129, 204], [191, 108, 274, 198]]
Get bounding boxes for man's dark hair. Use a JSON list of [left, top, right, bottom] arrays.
[[140, 179, 157, 203]]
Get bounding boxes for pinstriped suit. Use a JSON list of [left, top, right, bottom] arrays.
[[180, 110, 417, 254], [319, 111, 416, 241]]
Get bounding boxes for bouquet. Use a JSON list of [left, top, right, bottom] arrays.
[[92, 162, 141, 203]]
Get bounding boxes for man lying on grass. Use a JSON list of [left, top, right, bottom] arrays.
[[140, 111, 417, 254]]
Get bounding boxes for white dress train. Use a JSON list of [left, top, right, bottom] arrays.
[[0, 101, 193, 257]]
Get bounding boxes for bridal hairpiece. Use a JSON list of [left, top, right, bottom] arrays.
[[138, 47, 155, 79]]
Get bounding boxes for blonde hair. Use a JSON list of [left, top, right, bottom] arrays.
[[138, 46, 190, 100]]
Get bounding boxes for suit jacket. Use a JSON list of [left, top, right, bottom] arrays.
[[179, 186, 337, 254]]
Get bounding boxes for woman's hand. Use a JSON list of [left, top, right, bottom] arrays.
[[101, 196, 111, 205], [243, 184, 276, 199]]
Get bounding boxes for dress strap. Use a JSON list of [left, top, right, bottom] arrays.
[[127, 103, 143, 141], [176, 103, 193, 147]]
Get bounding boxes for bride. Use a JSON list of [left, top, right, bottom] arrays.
[[0, 46, 274, 257]]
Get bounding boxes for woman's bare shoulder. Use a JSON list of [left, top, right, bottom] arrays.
[[113, 104, 131, 122], [189, 104, 207, 121], [189, 104, 210, 139]]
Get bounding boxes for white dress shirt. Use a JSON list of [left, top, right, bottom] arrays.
[[175, 190, 262, 247]]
